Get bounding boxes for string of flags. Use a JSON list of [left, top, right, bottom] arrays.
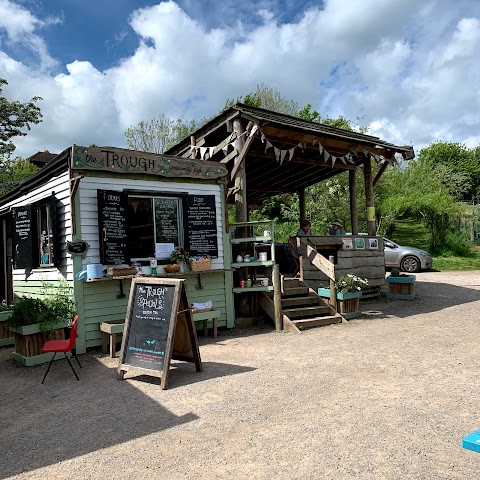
[[190, 123, 390, 167]]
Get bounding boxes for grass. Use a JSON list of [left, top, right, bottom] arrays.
[[390, 218, 480, 271]]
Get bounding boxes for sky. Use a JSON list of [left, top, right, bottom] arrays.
[[0, 0, 479, 159]]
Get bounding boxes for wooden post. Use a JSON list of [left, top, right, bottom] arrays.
[[273, 264, 282, 331], [190, 135, 196, 159], [329, 255, 336, 309], [349, 170, 358, 235], [298, 189, 306, 224], [363, 157, 376, 235], [233, 119, 250, 317]]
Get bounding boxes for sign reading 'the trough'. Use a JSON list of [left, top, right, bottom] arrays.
[[71, 145, 228, 180]]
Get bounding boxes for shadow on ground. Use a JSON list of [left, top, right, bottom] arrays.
[[360, 279, 479, 320], [0, 347, 254, 479]]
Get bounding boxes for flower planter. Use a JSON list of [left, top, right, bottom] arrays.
[[0, 311, 14, 347], [9, 322, 67, 366], [386, 275, 416, 300], [317, 288, 362, 319]]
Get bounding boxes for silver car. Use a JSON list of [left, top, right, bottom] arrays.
[[383, 237, 433, 273]]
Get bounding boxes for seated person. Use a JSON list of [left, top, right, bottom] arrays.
[[326, 219, 346, 236], [296, 220, 312, 236]]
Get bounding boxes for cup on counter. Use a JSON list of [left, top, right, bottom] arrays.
[[245, 279, 252, 288]]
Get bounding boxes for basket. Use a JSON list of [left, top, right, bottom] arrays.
[[107, 266, 137, 277], [189, 258, 212, 271], [164, 264, 180, 273]]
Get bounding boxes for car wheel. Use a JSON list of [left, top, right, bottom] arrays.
[[400, 255, 421, 273]]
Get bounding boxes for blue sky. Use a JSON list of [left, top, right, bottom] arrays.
[[0, 0, 479, 158]]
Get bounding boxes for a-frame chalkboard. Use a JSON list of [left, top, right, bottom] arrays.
[[117, 278, 202, 389]]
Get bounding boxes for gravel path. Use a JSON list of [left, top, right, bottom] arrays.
[[1, 270, 479, 479]]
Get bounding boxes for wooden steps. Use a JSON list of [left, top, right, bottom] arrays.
[[260, 276, 344, 333]]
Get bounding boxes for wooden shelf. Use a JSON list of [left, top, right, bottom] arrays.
[[232, 261, 274, 268], [230, 236, 272, 244], [85, 269, 229, 282], [232, 286, 274, 293]]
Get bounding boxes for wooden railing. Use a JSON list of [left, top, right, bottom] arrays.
[[297, 237, 336, 282]]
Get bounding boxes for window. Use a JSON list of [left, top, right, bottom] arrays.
[[127, 196, 183, 260], [37, 203, 54, 266], [12, 194, 57, 269]]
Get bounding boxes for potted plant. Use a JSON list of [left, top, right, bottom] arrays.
[[0, 300, 14, 347], [169, 247, 190, 272], [318, 275, 368, 319], [6, 282, 76, 366], [386, 268, 416, 300]]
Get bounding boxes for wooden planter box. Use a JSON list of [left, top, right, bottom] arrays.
[[318, 288, 362, 319], [386, 275, 416, 300], [0, 311, 14, 347], [9, 322, 67, 366]]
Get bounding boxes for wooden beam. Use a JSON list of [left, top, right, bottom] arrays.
[[220, 148, 238, 164], [363, 158, 376, 235], [230, 122, 256, 181], [373, 159, 391, 186], [349, 169, 358, 235]]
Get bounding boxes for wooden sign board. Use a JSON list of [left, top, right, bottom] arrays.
[[117, 277, 202, 389], [71, 145, 228, 180]]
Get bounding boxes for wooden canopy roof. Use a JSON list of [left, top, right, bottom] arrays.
[[167, 104, 414, 204]]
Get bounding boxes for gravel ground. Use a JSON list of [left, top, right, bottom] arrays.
[[1, 270, 480, 480]]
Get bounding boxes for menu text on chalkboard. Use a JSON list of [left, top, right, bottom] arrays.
[[185, 194, 218, 257], [154, 198, 179, 244], [124, 283, 175, 370], [97, 189, 128, 265], [12, 205, 33, 269], [117, 278, 202, 389]]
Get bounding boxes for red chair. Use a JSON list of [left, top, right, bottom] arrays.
[[41, 314, 82, 384]]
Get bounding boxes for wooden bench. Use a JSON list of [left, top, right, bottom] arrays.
[[192, 309, 218, 338], [100, 320, 125, 358]]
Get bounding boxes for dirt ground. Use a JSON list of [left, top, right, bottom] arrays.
[[1, 270, 480, 480]]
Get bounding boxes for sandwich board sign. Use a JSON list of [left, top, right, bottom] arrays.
[[117, 277, 202, 389]]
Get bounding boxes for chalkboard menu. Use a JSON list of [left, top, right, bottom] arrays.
[[97, 190, 128, 265], [124, 282, 175, 370], [154, 198, 179, 244], [12, 205, 33, 269], [118, 278, 202, 388], [185, 194, 218, 257]]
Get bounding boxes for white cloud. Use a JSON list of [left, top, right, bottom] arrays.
[[0, 0, 479, 159]]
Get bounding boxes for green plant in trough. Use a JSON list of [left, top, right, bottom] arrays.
[[6, 281, 76, 332]]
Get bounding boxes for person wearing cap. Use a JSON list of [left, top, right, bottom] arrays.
[[326, 219, 346, 236], [296, 220, 312, 236]]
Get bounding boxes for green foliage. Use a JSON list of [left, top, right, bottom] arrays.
[[0, 78, 43, 155], [433, 228, 474, 256], [0, 155, 38, 197], [223, 83, 299, 116], [418, 142, 480, 201], [6, 281, 76, 332], [125, 114, 200, 154], [432, 250, 480, 271], [297, 104, 321, 122], [334, 274, 368, 293]]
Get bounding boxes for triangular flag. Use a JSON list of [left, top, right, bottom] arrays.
[[261, 132, 266, 143], [331, 155, 337, 167], [274, 147, 281, 162], [190, 145, 197, 158], [340, 155, 347, 164], [289, 148, 295, 161], [318, 144, 323, 154], [265, 140, 273, 153], [209, 147, 215, 158], [324, 151, 331, 162], [222, 144, 229, 155], [280, 150, 287, 165], [199, 147, 207, 160]]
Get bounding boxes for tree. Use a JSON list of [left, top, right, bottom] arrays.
[[417, 142, 480, 201], [223, 83, 299, 116], [0, 155, 38, 197], [125, 114, 199, 154], [0, 78, 42, 155], [377, 158, 465, 250]]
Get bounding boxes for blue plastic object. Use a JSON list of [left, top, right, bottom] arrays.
[[462, 429, 480, 453]]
